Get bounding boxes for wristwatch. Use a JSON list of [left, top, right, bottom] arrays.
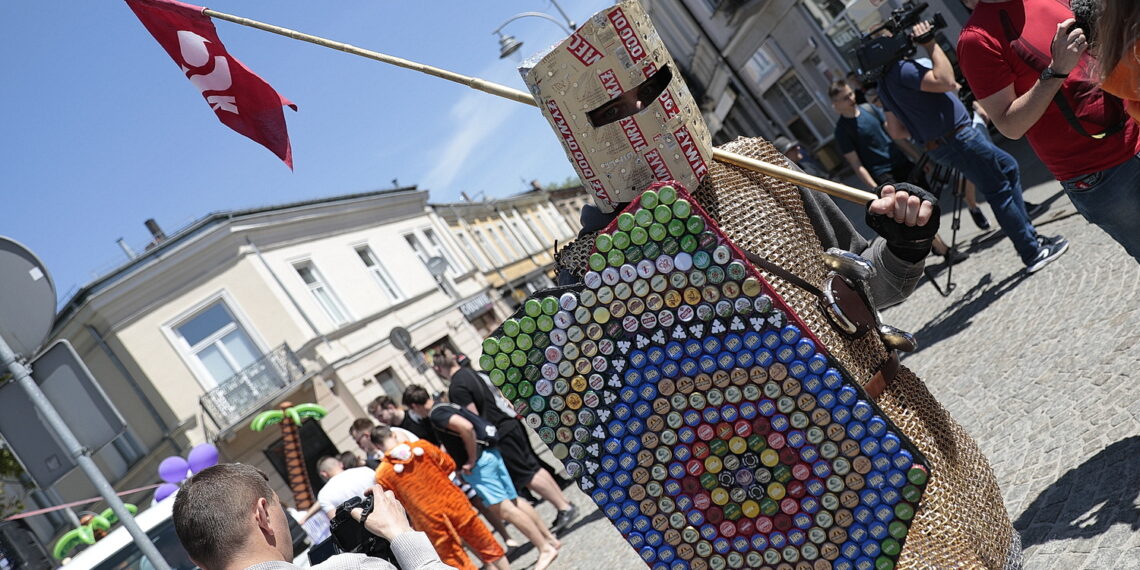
[[1040, 67, 1068, 81]]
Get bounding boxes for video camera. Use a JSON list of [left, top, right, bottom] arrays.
[[855, 2, 947, 81], [309, 495, 401, 567]]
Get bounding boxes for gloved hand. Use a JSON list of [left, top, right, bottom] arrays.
[[865, 182, 941, 263]]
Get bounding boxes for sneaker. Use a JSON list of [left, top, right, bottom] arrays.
[[551, 504, 578, 534], [1025, 235, 1070, 274], [969, 207, 991, 230], [1025, 201, 1048, 218]]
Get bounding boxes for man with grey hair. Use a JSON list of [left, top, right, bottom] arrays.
[[172, 463, 453, 569]]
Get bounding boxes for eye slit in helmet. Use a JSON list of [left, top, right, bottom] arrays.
[[587, 65, 674, 128]]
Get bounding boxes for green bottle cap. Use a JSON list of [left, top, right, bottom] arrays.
[[517, 381, 535, 398], [494, 353, 511, 370], [654, 204, 673, 224], [641, 189, 660, 209], [880, 538, 901, 556], [630, 226, 649, 246], [686, 215, 705, 235], [481, 337, 500, 356], [643, 241, 662, 259], [607, 249, 625, 267], [617, 212, 636, 232], [524, 298, 542, 317], [502, 319, 520, 337], [612, 231, 632, 250], [894, 503, 915, 521], [510, 350, 527, 368], [648, 223, 668, 242], [680, 234, 698, 253], [498, 336, 515, 353], [588, 252, 607, 272], [537, 315, 554, 332], [625, 246, 644, 264], [479, 353, 496, 371], [667, 219, 686, 237], [488, 368, 506, 386], [875, 556, 895, 570], [635, 208, 655, 227], [519, 316, 537, 334], [658, 185, 677, 205], [595, 233, 613, 253], [907, 465, 928, 486], [661, 237, 680, 255], [888, 521, 908, 539], [501, 383, 517, 400], [673, 198, 692, 218], [506, 367, 522, 384]]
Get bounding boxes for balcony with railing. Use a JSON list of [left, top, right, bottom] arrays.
[[200, 344, 309, 434]]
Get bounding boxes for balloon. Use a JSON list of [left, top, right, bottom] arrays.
[[154, 483, 180, 502], [187, 443, 220, 474], [158, 456, 190, 483]]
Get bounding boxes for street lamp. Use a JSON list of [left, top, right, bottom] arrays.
[[491, 2, 577, 60]]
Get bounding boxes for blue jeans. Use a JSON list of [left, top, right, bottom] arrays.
[[928, 126, 1040, 264], [1060, 153, 1140, 261]]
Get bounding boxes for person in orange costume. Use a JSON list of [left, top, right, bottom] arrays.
[[373, 426, 510, 570]]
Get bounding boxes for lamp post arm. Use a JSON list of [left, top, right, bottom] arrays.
[[547, 0, 577, 31], [492, 12, 572, 36]]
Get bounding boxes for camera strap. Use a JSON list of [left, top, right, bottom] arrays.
[[999, 9, 1128, 140]]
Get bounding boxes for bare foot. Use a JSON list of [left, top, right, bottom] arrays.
[[505, 538, 521, 549], [549, 536, 562, 550], [534, 546, 559, 570]]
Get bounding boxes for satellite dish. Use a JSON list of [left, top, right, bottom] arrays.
[[0, 237, 56, 357], [426, 256, 449, 277], [389, 327, 413, 351]]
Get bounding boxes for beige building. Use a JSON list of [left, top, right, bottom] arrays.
[[433, 187, 586, 315], [37, 188, 495, 538]]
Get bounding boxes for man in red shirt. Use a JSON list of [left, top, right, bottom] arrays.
[[958, 0, 1140, 261]]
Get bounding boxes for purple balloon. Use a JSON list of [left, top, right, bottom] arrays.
[[158, 456, 190, 483], [187, 444, 220, 474], [155, 483, 180, 502]]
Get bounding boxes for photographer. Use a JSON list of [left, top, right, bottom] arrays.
[[172, 463, 454, 570], [877, 20, 1069, 274], [959, 0, 1140, 261]]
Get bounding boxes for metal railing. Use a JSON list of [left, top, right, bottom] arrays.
[[200, 344, 306, 432]]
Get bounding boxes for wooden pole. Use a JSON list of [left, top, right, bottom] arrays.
[[202, 8, 877, 205]]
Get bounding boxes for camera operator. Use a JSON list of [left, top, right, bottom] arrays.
[[172, 463, 454, 569], [877, 20, 1069, 274], [959, 0, 1140, 261]]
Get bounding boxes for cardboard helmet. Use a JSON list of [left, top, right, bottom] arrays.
[[521, 0, 713, 213]]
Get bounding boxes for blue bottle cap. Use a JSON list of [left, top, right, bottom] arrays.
[[703, 336, 722, 354], [735, 350, 756, 368], [639, 546, 657, 563], [608, 420, 627, 439], [806, 478, 826, 496], [591, 488, 610, 505], [847, 421, 867, 440], [868, 520, 889, 540], [794, 512, 814, 529], [657, 545, 676, 563], [596, 472, 615, 489], [837, 386, 859, 406], [861, 438, 881, 457], [609, 487, 626, 503], [775, 346, 796, 364], [885, 469, 907, 489], [628, 531, 646, 548], [627, 418, 646, 435], [795, 338, 816, 359], [739, 401, 758, 419], [803, 375, 823, 394], [679, 358, 699, 376], [605, 503, 625, 522], [817, 390, 837, 409], [855, 555, 876, 570], [808, 354, 829, 374], [872, 453, 892, 473], [687, 509, 704, 526], [879, 487, 901, 506], [614, 403, 633, 420], [852, 400, 873, 421], [713, 537, 731, 554], [768, 530, 787, 549], [698, 355, 718, 374], [787, 528, 807, 546], [762, 331, 781, 349], [880, 433, 901, 454], [875, 503, 896, 523], [622, 502, 640, 519], [788, 360, 808, 379], [822, 368, 844, 389], [684, 339, 703, 357], [755, 348, 775, 367], [860, 489, 881, 508], [867, 416, 888, 438], [861, 539, 881, 558], [643, 366, 662, 385], [634, 515, 653, 533], [742, 331, 762, 350], [615, 471, 633, 488], [840, 541, 861, 560], [647, 346, 666, 365], [780, 325, 802, 344], [832, 406, 852, 425], [853, 505, 874, 525], [660, 361, 680, 377], [757, 399, 777, 417], [646, 530, 664, 547], [891, 450, 913, 471]]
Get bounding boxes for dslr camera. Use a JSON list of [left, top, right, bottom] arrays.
[[310, 495, 401, 567], [855, 2, 947, 81]]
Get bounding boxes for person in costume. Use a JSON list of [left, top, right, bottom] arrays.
[[373, 426, 509, 570], [514, 2, 1023, 567]]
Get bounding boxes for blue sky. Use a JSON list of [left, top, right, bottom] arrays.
[[2, 0, 611, 304]]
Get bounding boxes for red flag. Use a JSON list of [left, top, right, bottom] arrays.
[[124, 0, 297, 168]]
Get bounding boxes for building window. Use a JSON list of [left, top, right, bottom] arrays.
[[494, 224, 522, 258], [355, 246, 404, 302], [423, 228, 463, 276], [456, 231, 491, 271], [404, 233, 458, 297], [374, 369, 403, 400], [746, 45, 780, 87], [294, 262, 350, 326], [511, 218, 539, 253], [474, 229, 504, 266], [175, 301, 262, 388]]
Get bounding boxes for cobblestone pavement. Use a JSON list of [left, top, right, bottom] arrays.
[[507, 140, 1140, 570]]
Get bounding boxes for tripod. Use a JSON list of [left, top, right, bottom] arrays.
[[912, 154, 966, 297]]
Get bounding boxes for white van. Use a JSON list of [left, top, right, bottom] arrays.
[[61, 500, 310, 569]]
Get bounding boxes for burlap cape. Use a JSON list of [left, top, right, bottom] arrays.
[[555, 137, 1022, 569]]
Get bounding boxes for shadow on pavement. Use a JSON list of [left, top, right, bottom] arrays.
[[903, 270, 1026, 356], [1014, 436, 1140, 548], [504, 507, 604, 564]]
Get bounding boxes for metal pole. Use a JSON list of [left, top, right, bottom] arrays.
[[0, 337, 172, 570], [200, 7, 876, 205]]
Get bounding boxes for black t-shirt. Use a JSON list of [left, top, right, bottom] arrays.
[[447, 368, 517, 431], [398, 412, 439, 445], [429, 402, 500, 467]]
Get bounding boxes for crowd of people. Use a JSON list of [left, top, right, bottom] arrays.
[[163, 1, 1140, 569]]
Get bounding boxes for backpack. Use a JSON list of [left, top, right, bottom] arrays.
[[430, 402, 501, 449]]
